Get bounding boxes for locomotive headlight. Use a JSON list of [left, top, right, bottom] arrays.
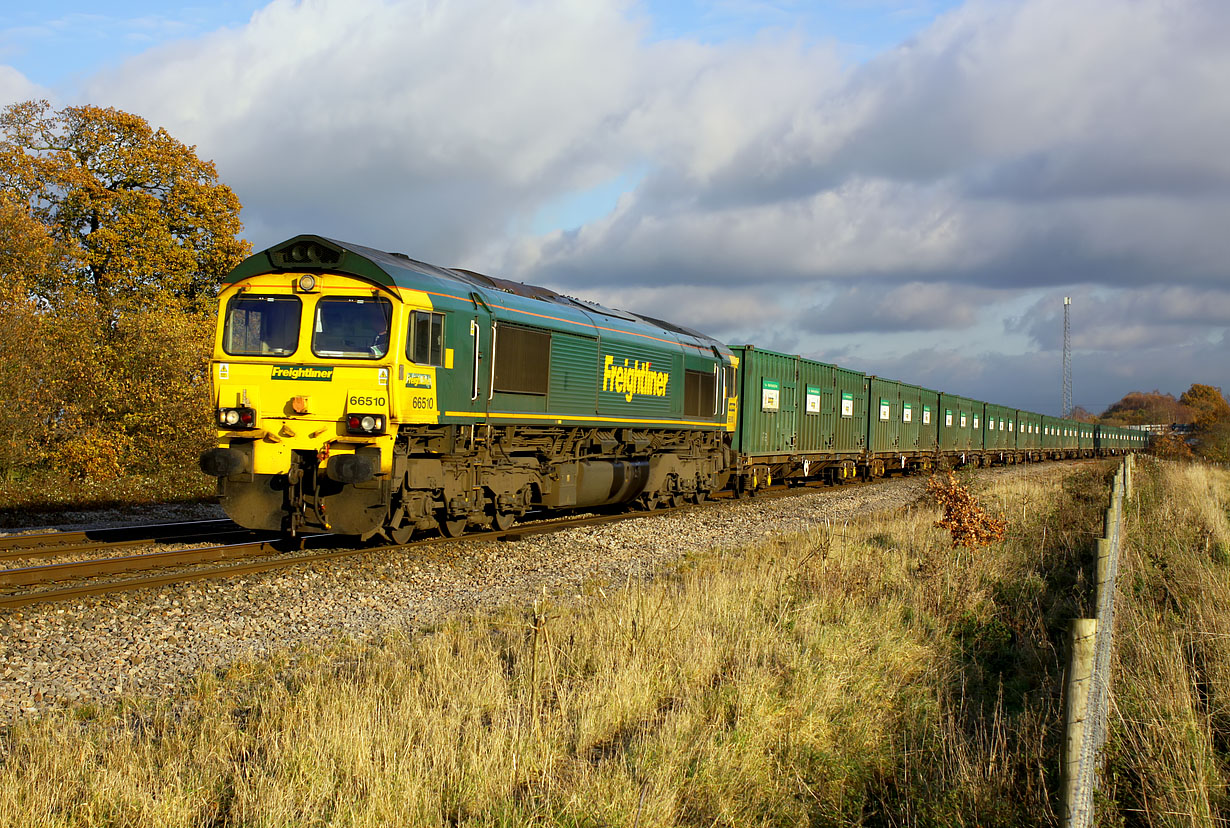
[[218, 407, 257, 430], [345, 413, 386, 435], [297, 274, 317, 292]]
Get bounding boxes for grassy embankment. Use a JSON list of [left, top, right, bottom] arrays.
[[1103, 459, 1230, 824], [0, 464, 214, 525], [0, 459, 1225, 826]]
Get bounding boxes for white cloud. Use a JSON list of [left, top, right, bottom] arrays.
[[0, 65, 46, 108], [1011, 287, 1230, 351], [61, 0, 1230, 402]]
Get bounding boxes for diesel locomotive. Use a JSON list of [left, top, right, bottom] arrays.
[[199, 235, 734, 540], [200, 235, 1146, 539]]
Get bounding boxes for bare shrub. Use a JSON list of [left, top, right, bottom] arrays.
[[927, 471, 1008, 548]]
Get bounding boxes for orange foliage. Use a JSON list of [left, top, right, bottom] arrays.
[[0, 101, 249, 483], [927, 472, 1008, 549], [1179, 384, 1230, 431], [1099, 391, 1191, 426], [1150, 432, 1193, 461], [0, 100, 249, 313]]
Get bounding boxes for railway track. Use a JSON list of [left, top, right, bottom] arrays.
[[0, 470, 960, 610], [0, 500, 724, 609], [0, 518, 261, 560]]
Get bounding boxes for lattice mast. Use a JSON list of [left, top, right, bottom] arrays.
[[1062, 297, 1072, 417]]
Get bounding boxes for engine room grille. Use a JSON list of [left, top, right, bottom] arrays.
[[685, 369, 716, 417], [494, 324, 550, 395]]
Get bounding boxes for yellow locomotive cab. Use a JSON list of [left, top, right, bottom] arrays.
[[203, 269, 445, 535]]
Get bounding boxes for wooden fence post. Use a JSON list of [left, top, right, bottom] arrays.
[[1062, 618, 1098, 823]]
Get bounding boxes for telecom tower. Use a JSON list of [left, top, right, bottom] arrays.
[[1062, 297, 1072, 416]]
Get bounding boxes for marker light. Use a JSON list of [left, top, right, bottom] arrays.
[[345, 413, 386, 435], [218, 407, 257, 429]]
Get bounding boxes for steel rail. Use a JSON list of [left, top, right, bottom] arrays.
[[0, 537, 325, 588], [0, 518, 240, 555], [0, 529, 268, 564], [0, 501, 711, 608], [0, 468, 1005, 609]]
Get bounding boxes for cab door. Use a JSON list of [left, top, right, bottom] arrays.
[[436, 294, 491, 419]]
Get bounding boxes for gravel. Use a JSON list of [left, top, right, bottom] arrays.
[[0, 464, 1073, 718]]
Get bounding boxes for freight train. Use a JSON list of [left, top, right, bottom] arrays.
[[200, 235, 1146, 539]]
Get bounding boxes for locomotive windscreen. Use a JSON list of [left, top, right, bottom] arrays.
[[223, 294, 302, 356]]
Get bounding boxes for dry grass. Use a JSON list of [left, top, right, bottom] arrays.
[[1104, 459, 1230, 826], [0, 464, 1124, 826], [0, 464, 215, 525]]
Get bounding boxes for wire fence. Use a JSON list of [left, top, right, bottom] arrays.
[[1062, 454, 1132, 827]]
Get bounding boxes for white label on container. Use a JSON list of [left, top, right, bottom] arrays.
[[761, 379, 780, 412]]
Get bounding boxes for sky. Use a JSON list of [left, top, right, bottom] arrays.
[[1, 0, 1227, 417]]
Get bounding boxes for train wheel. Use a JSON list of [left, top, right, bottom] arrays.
[[438, 517, 467, 538], [492, 510, 516, 532], [390, 522, 414, 544]]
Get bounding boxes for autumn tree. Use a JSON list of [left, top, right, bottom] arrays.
[[0, 100, 248, 313], [1150, 431, 1194, 461], [1179, 384, 1230, 431], [1178, 384, 1230, 463], [0, 195, 75, 470], [1100, 391, 1191, 426], [0, 101, 249, 484]]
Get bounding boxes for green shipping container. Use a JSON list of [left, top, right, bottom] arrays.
[[902, 382, 939, 454], [913, 386, 941, 453], [939, 393, 982, 454], [799, 357, 866, 455], [1042, 415, 1060, 452], [730, 346, 866, 457], [984, 403, 1012, 452], [866, 377, 902, 455], [1017, 410, 1042, 451]]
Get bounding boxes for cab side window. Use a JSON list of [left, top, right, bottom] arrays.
[[408, 311, 444, 365]]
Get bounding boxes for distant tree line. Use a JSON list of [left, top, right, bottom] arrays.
[[0, 100, 249, 488], [1075, 385, 1230, 462], [0, 99, 1225, 497]]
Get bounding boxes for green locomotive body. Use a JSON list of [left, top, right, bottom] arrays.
[[202, 236, 734, 539]]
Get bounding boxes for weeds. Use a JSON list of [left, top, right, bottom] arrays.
[[0, 464, 215, 525], [0, 464, 1159, 826], [1103, 459, 1230, 825], [927, 471, 1008, 548]]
